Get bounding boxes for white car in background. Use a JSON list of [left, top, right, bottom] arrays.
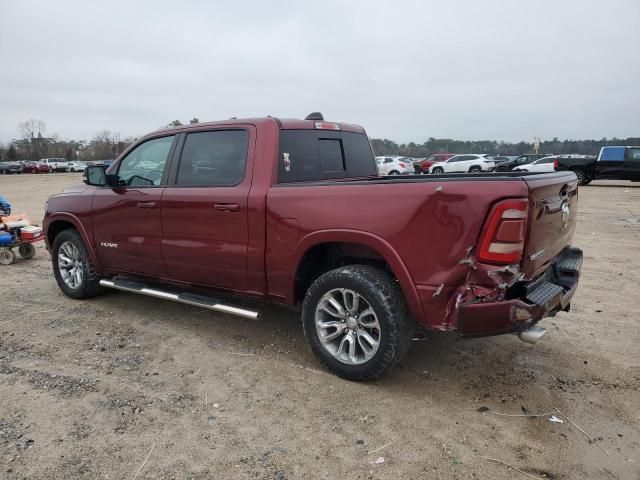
[[429, 154, 495, 174], [375, 156, 413, 175], [66, 161, 85, 172], [512, 156, 558, 173]]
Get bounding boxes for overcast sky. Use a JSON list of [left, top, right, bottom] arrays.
[[1, 0, 638, 143]]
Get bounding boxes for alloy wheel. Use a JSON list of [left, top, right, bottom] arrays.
[[314, 288, 381, 365], [58, 241, 83, 289]]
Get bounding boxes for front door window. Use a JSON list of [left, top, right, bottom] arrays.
[[116, 136, 175, 186]]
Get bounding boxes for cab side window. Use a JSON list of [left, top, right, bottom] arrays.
[[176, 130, 248, 187], [627, 148, 640, 161], [117, 136, 175, 187]]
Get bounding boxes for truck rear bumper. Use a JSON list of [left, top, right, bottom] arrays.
[[457, 247, 583, 337]]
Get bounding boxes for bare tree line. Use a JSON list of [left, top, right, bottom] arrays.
[[1, 118, 637, 162], [0, 118, 206, 162]]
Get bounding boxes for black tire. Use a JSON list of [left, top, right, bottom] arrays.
[[301, 265, 414, 381], [496, 166, 508, 172], [0, 249, 16, 265], [18, 243, 35, 259], [389, 170, 400, 175], [52, 229, 103, 299], [432, 167, 444, 174], [572, 169, 590, 186], [469, 166, 482, 173]]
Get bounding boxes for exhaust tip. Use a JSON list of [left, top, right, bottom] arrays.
[[518, 326, 547, 345]]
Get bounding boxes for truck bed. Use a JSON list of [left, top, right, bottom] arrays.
[[267, 170, 579, 330]]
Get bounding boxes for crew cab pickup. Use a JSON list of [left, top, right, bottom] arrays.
[[44, 114, 583, 380], [556, 146, 640, 185]]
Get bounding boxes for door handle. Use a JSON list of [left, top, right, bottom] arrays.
[[214, 203, 239, 212], [136, 201, 157, 209]]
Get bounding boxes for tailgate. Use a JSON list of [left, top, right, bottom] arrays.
[[522, 172, 579, 278]]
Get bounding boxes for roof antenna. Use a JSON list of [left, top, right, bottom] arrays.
[[305, 112, 324, 121]]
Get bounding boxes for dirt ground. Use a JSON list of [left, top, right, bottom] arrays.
[[0, 172, 638, 480]]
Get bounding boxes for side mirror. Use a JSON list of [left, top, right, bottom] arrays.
[[85, 166, 107, 186]]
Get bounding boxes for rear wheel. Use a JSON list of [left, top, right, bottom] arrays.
[[18, 243, 35, 259], [302, 265, 413, 381], [52, 229, 103, 299], [573, 169, 590, 186], [431, 167, 444, 174], [469, 166, 482, 173]]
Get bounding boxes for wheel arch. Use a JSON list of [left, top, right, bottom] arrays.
[[289, 230, 423, 321], [46, 213, 101, 271]]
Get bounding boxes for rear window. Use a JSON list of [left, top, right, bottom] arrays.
[[278, 130, 376, 183]]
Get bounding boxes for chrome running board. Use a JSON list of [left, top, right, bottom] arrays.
[[99, 279, 259, 320]]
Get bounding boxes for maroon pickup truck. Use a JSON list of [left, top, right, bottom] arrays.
[[43, 114, 582, 380]]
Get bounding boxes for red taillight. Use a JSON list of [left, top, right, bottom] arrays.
[[477, 199, 529, 264], [399, 162, 407, 168], [553, 159, 559, 169]]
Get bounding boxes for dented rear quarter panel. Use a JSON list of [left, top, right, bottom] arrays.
[[266, 178, 530, 328]]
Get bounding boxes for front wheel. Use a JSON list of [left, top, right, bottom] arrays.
[[52, 229, 103, 299], [389, 170, 400, 175], [302, 265, 414, 381], [0, 249, 16, 265]]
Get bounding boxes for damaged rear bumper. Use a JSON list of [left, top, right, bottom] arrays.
[[457, 247, 583, 337]]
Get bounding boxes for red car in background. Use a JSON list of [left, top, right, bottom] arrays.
[[413, 153, 455, 173], [22, 161, 51, 173]]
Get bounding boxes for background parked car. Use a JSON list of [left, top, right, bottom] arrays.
[[429, 154, 495, 174], [493, 153, 549, 172], [413, 153, 454, 173], [66, 161, 85, 172], [21, 161, 50, 173], [375, 156, 413, 175], [512, 156, 558, 173], [40, 158, 70, 172], [554, 147, 640, 185], [0, 161, 23, 174]]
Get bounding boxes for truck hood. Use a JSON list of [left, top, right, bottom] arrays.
[[53, 182, 92, 196]]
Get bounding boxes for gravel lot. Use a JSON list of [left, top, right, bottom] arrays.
[[0, 173, 638, 480]]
